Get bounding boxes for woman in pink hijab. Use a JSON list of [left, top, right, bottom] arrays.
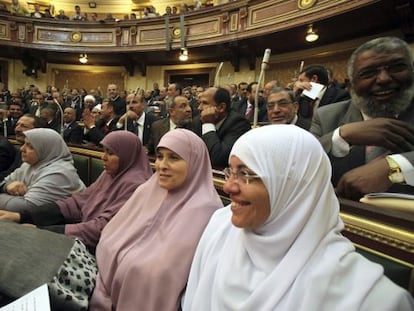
[[0, 131, 152, 250], [90, 129, 223, 311]]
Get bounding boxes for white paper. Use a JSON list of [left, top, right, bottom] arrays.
[[301, 82, 324, 100], [364, 192, 414, 200], [0, 284, 51, 311]]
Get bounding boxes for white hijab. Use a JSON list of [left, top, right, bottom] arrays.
[[183, 125, 413, 311]]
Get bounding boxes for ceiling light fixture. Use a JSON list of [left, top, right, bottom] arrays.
[[305, 24, 319, 42], [179, 48, 188, 62], [79, 53, 88, 64]]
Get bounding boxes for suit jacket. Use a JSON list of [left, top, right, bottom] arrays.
[[63, 121, 83, 144], [298, 86, 350, 119], [232, 98, 267, 123], [85, 117, 120, 146], [0, 137, 16, 181], [122, 112, 158, 147], [194, 111, 251, 169], [294, 115, 311, 130], [311, 99, 414, 192]]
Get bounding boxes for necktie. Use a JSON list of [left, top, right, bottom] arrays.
[[104, 124, 109, 134], [245, 103, 253, 120]]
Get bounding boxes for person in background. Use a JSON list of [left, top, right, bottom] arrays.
[[147, 95, 193, 154], [311, 36, 414, 200], [266, 87, 311, 130], [195, 87, 251, 168], [55, 9, 69, 19], [0, 114, 46, 182], [83, 99, 120, 146], [0, 128, 85, 213], [40, 106, 60, 133], [294, 64, 350, 119], [107, 83, 126, 116], [0, 131, 152, 251], [183, 125, 414, 310], [62, 107, 83, 144], [91, 129, 223, 310], [9, 0, 29, 16]]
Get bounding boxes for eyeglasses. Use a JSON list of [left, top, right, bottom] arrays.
[[266, 100, 293, 110], [355, 62, 411, 80], [223, 167, 260, 184]]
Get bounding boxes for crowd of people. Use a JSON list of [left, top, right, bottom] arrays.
[[4, 0, 213, 22], [0, 36, 413, 309]]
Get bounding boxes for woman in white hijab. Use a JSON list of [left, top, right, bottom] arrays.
[[0, 128, 85, 212], [183, 125, 414, 311]]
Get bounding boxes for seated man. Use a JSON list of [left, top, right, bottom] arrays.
[[311, 36, 414, 200], [232, 82, 267, 123], [294, 64, 350, 119], [195, 87, 251, 168], [62, 107, 83, 144], [146, 95, 192, 154], [266, 87, 310, 130], [116, 93, 158, 146], [83, 99, 119, 146]]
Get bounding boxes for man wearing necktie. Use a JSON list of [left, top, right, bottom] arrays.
[[116, 93, 158, 146]]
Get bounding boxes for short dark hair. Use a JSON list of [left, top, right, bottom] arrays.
[[247, 82, 258, 93], [213, 87, 231, 112], [301, 64, 329, 85]]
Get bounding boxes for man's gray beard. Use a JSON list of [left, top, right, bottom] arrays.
[[351, 82, 414, 118]]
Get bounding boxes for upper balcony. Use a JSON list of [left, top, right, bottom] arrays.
[[0, 0, 412, 74]]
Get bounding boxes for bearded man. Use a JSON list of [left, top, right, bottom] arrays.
[[311, 36, 414, 200]]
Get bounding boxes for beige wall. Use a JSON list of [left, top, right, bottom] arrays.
[[2, 31, 412, 95]]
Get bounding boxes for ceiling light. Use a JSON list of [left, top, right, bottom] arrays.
[[79, 53, 88, 64], [305, 24, 319, 42], [179, 48, 188, 61]]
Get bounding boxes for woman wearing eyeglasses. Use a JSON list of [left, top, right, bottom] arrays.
[[183, 125, 413, 310]]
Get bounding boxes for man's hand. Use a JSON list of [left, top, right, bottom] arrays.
[[119, 110, 139, 124], [293, 81, 312, 95], [6, 181, 27, 196], [340, 118, 414, 153], [82, 109, 96, 129], [200, 106, 219, 124], [0, 210, 21, 222], [336, 158, 392, 200]]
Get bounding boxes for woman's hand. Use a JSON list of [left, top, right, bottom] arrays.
[[0, 210, 21, 222], [6, 181, 28, 196]]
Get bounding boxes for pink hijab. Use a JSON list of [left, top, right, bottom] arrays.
[[91, 129, 223, 311], [58, 131, 152, 250]]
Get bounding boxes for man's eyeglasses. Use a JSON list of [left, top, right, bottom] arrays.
[[266, 100, 293, 110], [355, 62, 411, 80], [223, 167, 260, 184]]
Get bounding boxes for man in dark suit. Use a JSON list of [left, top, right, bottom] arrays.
[[116, 93, 158, 147], [147, 95, 193, 154], [63, 107, 83, 144], [232, 82, 267, 123], [195, 87, 251, 168], [108, 83, 127, 116], [40, 106, 61, 133], [266, 87, 310, 130], [294, 64, 350, 119], [83, 99, 119, 146], [0, 136, 16, 180], [311, 36, 414, 200]]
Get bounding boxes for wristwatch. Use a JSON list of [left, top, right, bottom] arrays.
[[385, 156, 405, 184]]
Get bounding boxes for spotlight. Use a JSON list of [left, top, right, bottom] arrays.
[[305, 24, 319, 42], [79, 53, 88, 64], [179, 48, 188, 61]]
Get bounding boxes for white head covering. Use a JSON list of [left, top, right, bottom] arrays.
[[3, 128, 85, 211], [183, 125, 413, 311]]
